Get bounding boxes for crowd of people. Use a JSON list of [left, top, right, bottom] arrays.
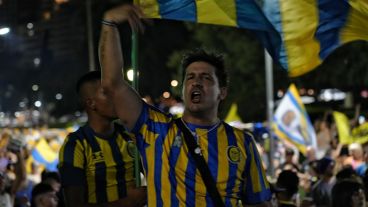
[[0, 3, 367, 207], [1, 122, 368, 207]]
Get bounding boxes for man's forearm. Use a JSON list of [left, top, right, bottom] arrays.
[[98, 4, 145, 130], [11, 150, 26, 195], [99, 23, 124, 88]]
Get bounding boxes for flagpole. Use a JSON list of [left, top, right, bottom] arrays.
[[265, 49, 275, 178], [132, 31, 141, 187]]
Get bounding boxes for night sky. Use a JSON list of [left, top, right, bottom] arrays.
[[0, 0, 187, 118]]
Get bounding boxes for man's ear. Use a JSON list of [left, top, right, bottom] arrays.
[[86, 98, 95, 110], [219, 87, 227, 101]]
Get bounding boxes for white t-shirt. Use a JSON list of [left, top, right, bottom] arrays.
[[0, 193, 12, 207]]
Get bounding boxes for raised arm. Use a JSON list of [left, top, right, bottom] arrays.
[[10, 149, 26, 202], [99, 4, 144, 130]]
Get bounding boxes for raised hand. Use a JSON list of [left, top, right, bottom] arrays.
[[103, 4, 145, 33]]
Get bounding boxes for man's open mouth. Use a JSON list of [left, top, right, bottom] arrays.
[[191, 91, 201, 103]]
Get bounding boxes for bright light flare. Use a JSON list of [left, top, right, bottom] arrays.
[[34, 101, 42, 108], [32, 84, 39, 91], [171, 80, 178, 87], [127, 69, 134, 81], [0, 27, 10, 35], [55, 93, 63, 100], [163, 91, 171, 99]]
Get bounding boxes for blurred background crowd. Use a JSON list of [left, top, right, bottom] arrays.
[[0, 96, 367, 207]]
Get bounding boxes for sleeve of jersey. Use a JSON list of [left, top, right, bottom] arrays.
[[131, 101, 171, 146], [131, 101, 150, 135], [58, 135, 85, 187], [242, 133, 272, 204]]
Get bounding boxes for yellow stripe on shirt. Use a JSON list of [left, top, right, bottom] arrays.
[[217, 125, 230, 196], [249, 143, 262, 193]]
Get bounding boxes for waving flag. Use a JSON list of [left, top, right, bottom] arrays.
[[333, 111, 368, 144], [136, 0, 368, 77], [31, 138, 58, 171], [333, 111, 352, 144], [273, 84, 317, 155], [225, 103, 242, 123]]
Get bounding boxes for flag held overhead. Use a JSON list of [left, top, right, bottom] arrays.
[[136, 0, 368, 77]]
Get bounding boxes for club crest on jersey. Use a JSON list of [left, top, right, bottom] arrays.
[[92, 151, 104, 163], [127, 141, 136, 158], [173, 135, 183, 147], [227, 146, 241, 163]]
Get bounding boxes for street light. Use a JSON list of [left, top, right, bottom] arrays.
[[0, 27, 10, 35], [171, 80, 178, 87], [127, 69, 134, 81]]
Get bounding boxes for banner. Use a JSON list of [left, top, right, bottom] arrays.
[[225, 103, 242, 123], [31, 138, 58, 171], [273, 84, 317, 155], [352, 122, 368, 144], [333, 111, 352, 144], [136, 0, 368, 77], [333, 112, 368, 144]]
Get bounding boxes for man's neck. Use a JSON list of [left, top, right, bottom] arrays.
[[182, 113, 219, 126], [88, 116, 115, 135]]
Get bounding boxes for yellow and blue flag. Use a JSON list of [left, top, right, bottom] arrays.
[[225, 103, 242, 123], [333, 111, 368, 144], [333, 111, 352, 144], [136, 0, 368, 77], [273, 84, 317, 155], [352, 122, 368, 144], [31, 138, 58, 171]]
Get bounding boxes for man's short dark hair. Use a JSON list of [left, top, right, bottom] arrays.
[[181, 48, 228, 88], [277, 170, 299, 198], [31, 183, 54, 207], [76, 70, 101, 108], [41, 171, 61, 183], [76, 70, 101, 95], [332, 179, 364, 207], [285, 148, 294, 156]]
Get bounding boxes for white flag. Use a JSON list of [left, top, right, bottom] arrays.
[[273, 84, 317, 155]]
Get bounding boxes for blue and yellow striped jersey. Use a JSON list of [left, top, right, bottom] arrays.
[[58, 124, 136, 204], [132, 102, 271, 206]]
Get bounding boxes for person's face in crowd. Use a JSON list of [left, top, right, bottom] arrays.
[[285, 152, 294, 162], [324, 161, 335, 177], [349, 148, 363, 159], [306, 147, 316, 161], [44, 179, 61, 192], [182, 61, 226, 114], [36, 191, 58, 207], [88, 81, 117, 119], [351, 188, 366, 207]]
